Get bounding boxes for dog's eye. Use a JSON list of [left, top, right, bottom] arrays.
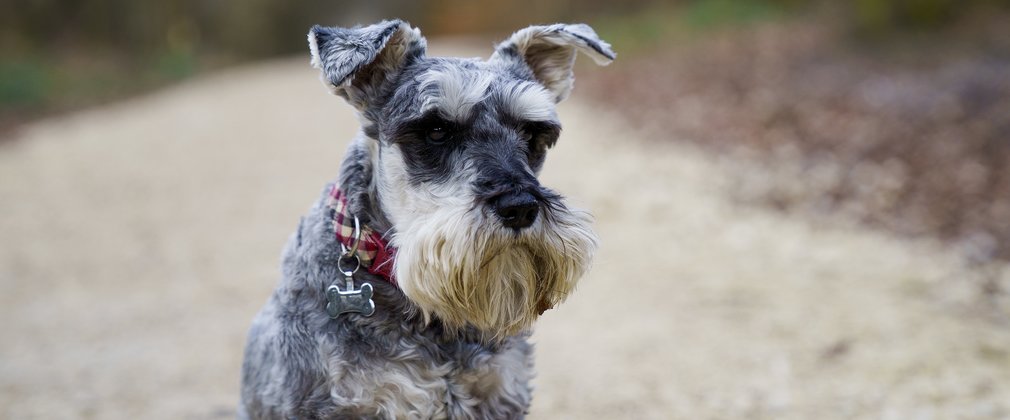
[[520, 124, 550, 148], [520, 122, 560, 159], [520, 128, 535, 143], [426, 126, 449, 144]]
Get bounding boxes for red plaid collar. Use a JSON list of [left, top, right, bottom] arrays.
[[326, 186, 397, 286]]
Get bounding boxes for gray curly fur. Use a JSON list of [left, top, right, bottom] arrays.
[[239, 181, 535, 419], [239, 19, 613, 419]]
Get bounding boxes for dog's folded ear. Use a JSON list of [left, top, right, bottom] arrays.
[[308, 20, 427, 109], [491, 24, 615, 103]]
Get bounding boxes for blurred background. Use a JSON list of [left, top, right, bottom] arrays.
[[2, 0, 1010, 418]]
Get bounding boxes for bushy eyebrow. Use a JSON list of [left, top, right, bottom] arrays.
[[416, 67, 494, 123], [494, 81, 557, 122]]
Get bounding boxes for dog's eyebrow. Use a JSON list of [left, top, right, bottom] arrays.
[[495, 82, 557, 122], [417, 67, 494, 123]]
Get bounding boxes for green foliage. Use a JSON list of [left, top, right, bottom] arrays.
[[0, 50, 202, 115], [593, 6, 680, 53], [593, 0, 788, 53], [682, 0, 782, 29], [852, 0, 958, 34], [154, 50, 198, 80], [2, 0, 1007, 120], [0, 59, 51, 107]]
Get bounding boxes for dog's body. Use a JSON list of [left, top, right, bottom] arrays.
[[240, 20, 613, 419], [239, 184, 537, 419]]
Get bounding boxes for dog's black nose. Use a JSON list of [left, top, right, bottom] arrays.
[[493, 191, 539, 229]]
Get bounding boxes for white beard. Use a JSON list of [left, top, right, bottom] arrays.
[[374, 143, 597, 339], [382, 190, 595, 340], [393, 203, 596, 339]]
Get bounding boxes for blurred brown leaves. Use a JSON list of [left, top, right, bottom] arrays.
[[583, 13, 1010, 265]]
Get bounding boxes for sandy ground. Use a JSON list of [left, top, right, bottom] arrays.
[[2, 43, 1009, 419]]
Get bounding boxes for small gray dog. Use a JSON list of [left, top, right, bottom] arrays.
[[240, 19, 613, 419]]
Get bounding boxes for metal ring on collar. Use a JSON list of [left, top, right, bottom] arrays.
[[337, 216, 363, 277], [337, 253, 360, 277], [347, 216, 362, 257]]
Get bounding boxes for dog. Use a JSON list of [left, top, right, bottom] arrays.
[[239, 19, 614, 419]]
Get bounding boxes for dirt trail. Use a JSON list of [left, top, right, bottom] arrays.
[[1, 44, 1008, 419]]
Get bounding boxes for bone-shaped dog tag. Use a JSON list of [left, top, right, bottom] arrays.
[[326, 282, 375, 318]]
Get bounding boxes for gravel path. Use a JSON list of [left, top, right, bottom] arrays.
[[2, 44, 1008, 419]]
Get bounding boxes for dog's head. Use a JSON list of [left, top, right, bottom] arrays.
[[309, 20, 613, 339]]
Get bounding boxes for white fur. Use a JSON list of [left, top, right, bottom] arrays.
[[498, 81, 558, 121], [418, 67, 495, 122], [376, 144, 597, 339], [307, 31, 322, 68]]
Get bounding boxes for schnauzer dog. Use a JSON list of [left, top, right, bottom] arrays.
[[240, 19, 614, 419]]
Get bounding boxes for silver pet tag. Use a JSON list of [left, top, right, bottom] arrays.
[[326, 216, 375, 318], [326, 281, 375, 318]]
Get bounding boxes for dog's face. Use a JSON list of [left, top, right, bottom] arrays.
[[309, 21, 614, 339]]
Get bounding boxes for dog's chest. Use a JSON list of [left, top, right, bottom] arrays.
[[326, 336, 534, 419]]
